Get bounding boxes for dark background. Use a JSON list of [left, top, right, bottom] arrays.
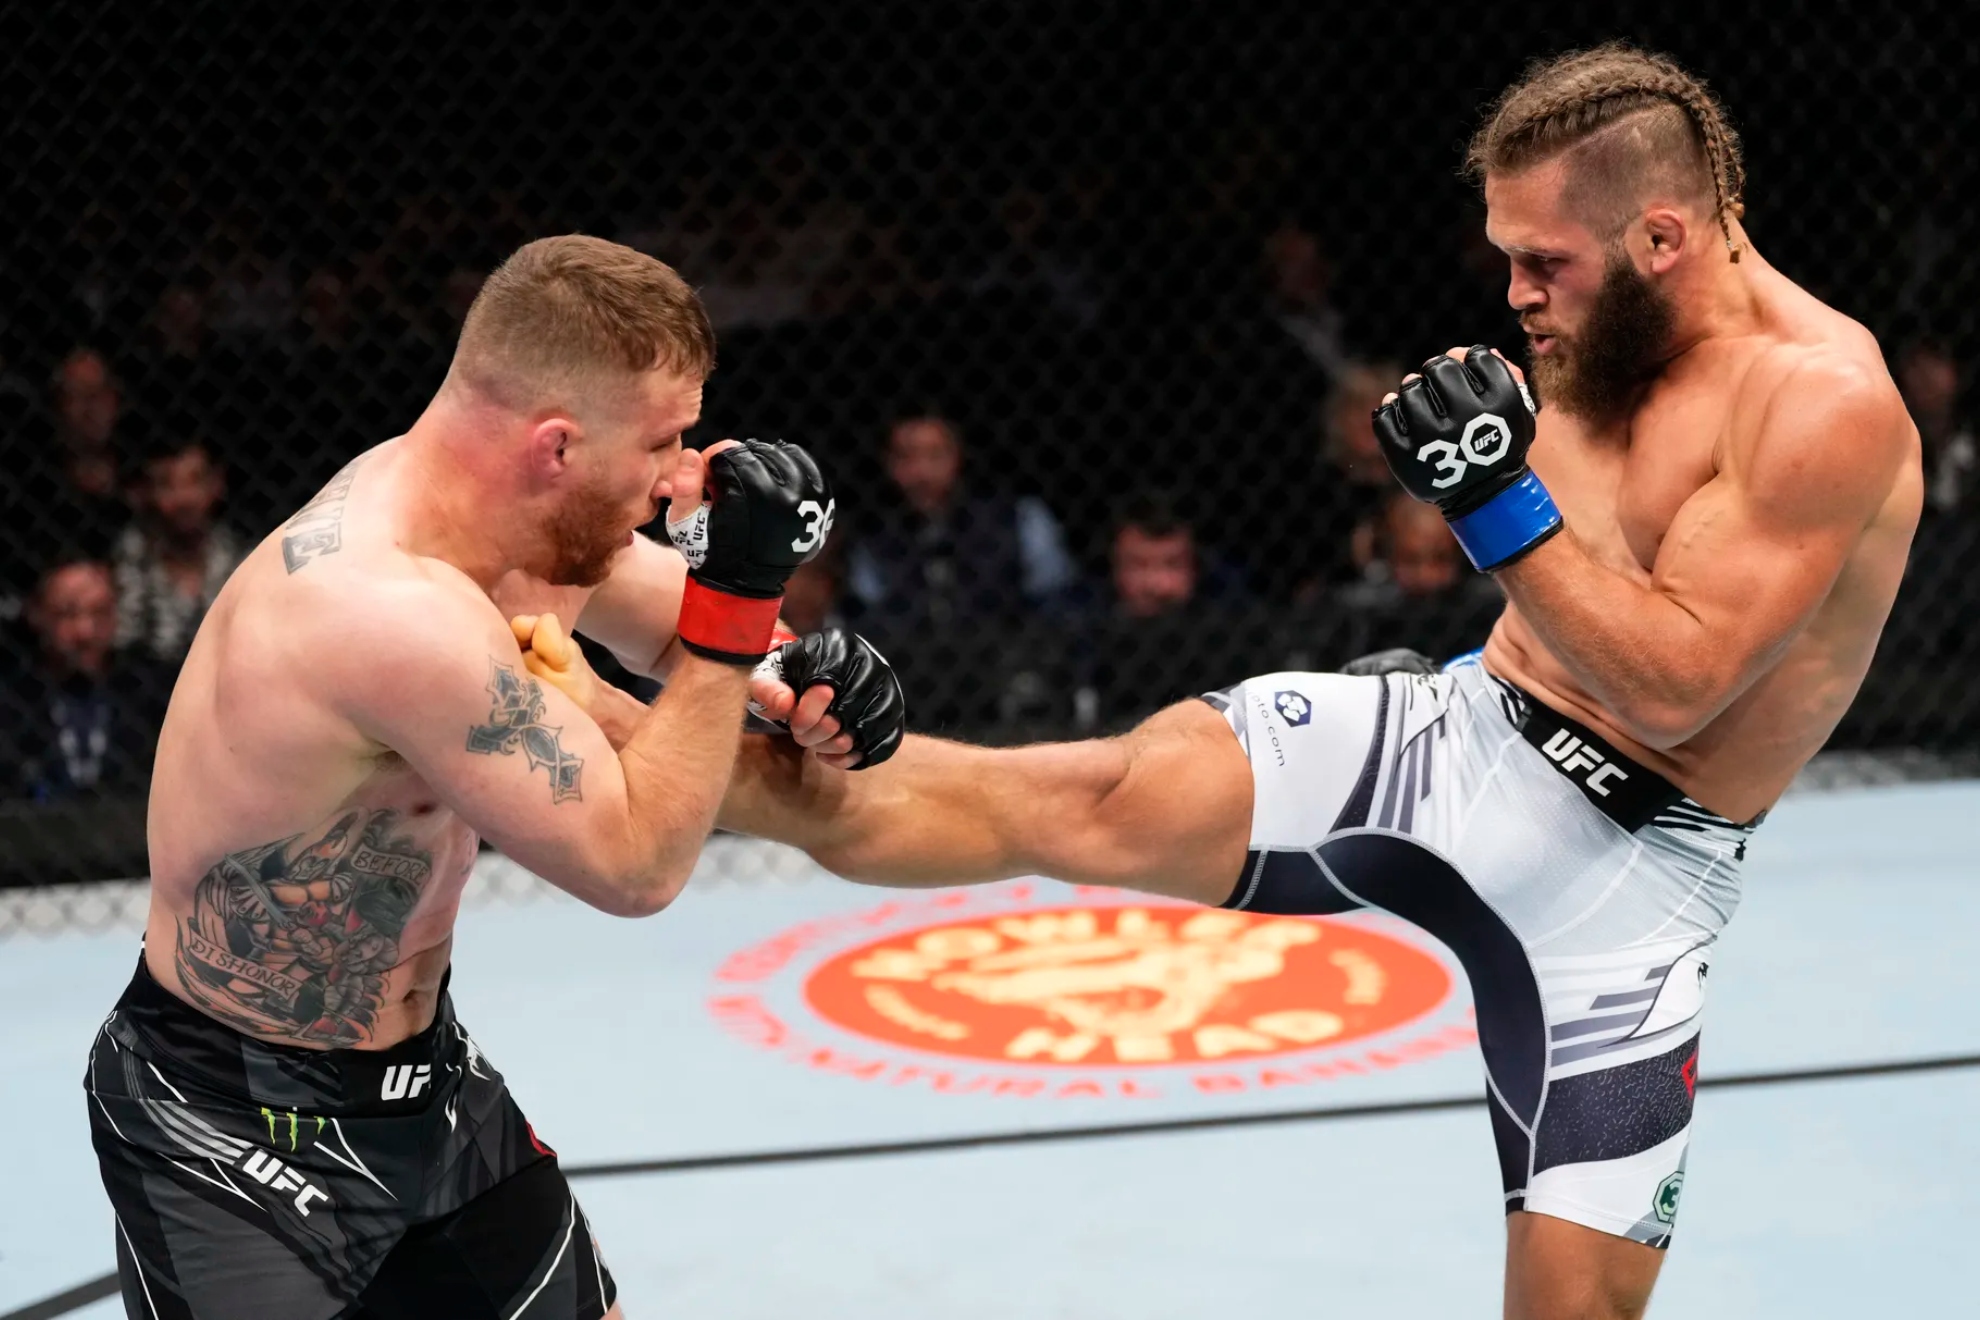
[[3, 3, 1976, 883]]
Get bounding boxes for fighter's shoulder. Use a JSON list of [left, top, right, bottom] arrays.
[[1727, 334, 1911, 515], [1736, 296, 1904, 434], [279, 550, 510, 691]]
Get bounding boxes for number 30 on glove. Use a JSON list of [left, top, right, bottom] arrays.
[[666, 438, 834, 664], [1371, 347, 1562, 572]]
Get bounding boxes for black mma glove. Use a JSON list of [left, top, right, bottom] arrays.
[[1339, 647, 1441, 678], [1371, 347, 1562, 572], [754, 627, 907, 769], [667, 439, 834, 664]]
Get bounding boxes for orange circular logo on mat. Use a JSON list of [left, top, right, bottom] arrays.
[[803, 905, 1450, 1066]]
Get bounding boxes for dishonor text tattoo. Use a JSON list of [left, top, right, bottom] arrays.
[[466, 660, 585, 803], [173, 809, 432, 1046], [280, 455, 366, 573]]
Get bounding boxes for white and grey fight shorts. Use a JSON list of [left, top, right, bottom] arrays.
[[1203, 654, 1756, 1247]]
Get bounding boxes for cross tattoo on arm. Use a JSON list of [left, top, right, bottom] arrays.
[[466, 660, 586, 803]]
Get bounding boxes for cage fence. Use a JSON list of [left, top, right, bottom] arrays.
[[3, 4, 1975, 892]]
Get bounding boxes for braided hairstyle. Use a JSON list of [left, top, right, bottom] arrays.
[[1467, 44, 1747, 262]]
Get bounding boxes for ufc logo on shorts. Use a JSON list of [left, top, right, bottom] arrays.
[[380, 1063, 432, 1101], [239, 1149, 331, 1217], [1540, 728, 1629, 797]]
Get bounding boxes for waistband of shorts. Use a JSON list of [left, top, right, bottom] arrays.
[[107, 954, 463, 1114], [1485, 675, 1754, 835]]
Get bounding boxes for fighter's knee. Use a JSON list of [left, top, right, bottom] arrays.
[[1505, 1266, 1652, 1320], [1508, 1291, 1650, 1320], [1505, 1214, 1661, 1320], [1583, 1296, 1650, 1320]]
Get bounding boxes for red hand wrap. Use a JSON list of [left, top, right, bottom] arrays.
[[676, 580, 786, 664]]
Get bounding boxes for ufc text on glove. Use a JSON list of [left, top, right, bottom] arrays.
[[667, 438, 835, 665], [1371, 346, 1562, 572]]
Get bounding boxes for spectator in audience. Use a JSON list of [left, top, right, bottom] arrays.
[[843, 414, 1079, 732], [1259, 220, 1350, 382], [0, 554, 170, 803], [143, 281, 211, 366], [31, 348, 130, 553], [275, 264, 380, 519], [1254, 360, 1404, 598], [297, 265, 359, 354], [1204, 221, 1358, 508], [847, 413, 1076, 627], [1895, 339, 1977, 514], [1876, 340, 1980, 695], [113, 426, 247, 663], [1335, 493, 1502, 663], [1111, 498, 1199, 620], [1083, 493, 1260, 729], [204, 222, 296, 342], [1314, 361, 1405, 583], [759, 147, 862, 321], [965, 185, 1103, 330], [808, 205, 940, 319], [1370, 496, 1466, 597], [660, 153, 856, 333]]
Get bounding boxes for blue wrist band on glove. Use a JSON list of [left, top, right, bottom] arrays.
[[1447, 470, 1564, 572]]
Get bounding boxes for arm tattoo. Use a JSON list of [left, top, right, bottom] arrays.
[[281, 455, 366, 573], [173, 809, 432, 1046], [466, 660, 585, 803]]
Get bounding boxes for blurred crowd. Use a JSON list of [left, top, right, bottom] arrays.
[[3, 163, 1978, 824]]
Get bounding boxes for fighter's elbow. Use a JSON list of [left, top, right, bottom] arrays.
[[614, 884, 683, 919], [593, 864, 690, 918], [1611, 673, 1732, 750], [581, 824, 698, 917], [795, 833, 863, 881], [1614, 706, 1705, 752]]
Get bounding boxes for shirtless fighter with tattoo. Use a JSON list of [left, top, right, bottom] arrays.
[[532, 46, 1921, 1319], [85, 235, 905, 1320]]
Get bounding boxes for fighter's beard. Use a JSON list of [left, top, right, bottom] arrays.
[[543, 481, 633, 588], [1528, 254, 1678, 427]]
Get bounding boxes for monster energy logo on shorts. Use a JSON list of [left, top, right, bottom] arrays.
[[262, 1106, 327, 1152], [1653, 1171, 1684, 1224]]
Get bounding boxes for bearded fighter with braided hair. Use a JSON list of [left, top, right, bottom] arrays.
[[523, 44, 1920, 1318]]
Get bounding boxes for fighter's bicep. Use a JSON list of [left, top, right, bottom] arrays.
[[575, 533, 688, 677], [339, 609, 633, 882], [1651, 478, 1847, 662], [1655, 369, 1903, 664]]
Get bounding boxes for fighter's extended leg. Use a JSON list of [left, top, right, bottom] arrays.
[[719, 698, 1253, 904]]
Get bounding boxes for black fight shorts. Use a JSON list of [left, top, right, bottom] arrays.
[[85, 958, 617, 1319]]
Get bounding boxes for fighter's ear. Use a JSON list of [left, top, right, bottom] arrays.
[[524, 415, 582, 480], [1643, 205, 1688, 275]]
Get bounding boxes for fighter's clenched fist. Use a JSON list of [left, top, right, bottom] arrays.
[[1372, 346, 1561, 572], [667, 438, 834, 664], [757, 628, 907, 769]]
